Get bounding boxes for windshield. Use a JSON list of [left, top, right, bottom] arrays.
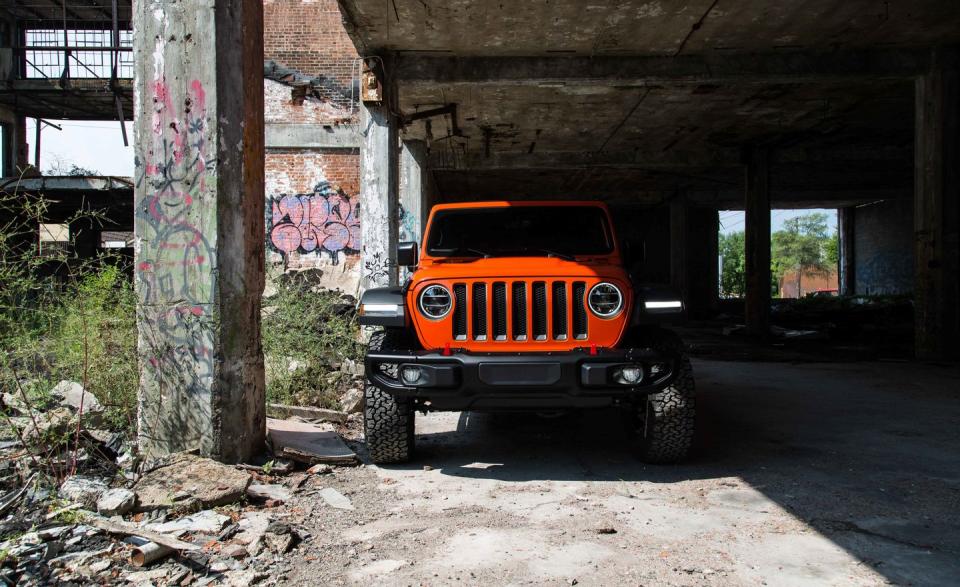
[[425, 206, 614, 258]]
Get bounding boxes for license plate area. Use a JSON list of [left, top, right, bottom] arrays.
[[477, 362, 562, 386]]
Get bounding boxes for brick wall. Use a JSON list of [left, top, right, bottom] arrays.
[[264, 0, 359, 113]]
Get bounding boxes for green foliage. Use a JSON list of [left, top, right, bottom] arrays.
[[825, 230, 840, 268], [0, 186, 138, 435], [771, 213, 832, 295], [718, 231, 746, 298], [261, 276, 361, 408]]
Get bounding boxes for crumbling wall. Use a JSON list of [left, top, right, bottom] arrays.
[[854, 198, 914, 296], [263, 0, 362, 291]]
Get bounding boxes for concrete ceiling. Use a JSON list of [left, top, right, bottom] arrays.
[[341, 0, 960, 56], [340, 0, 958, 205]]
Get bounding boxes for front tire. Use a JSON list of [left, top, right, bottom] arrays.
[[364, 330, 415, 464], [624, 332, 696, 463]]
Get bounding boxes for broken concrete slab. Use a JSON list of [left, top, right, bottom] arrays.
[[235, 512, 272, 556], [58, 476, 109, 508], [318, 487, 354, 511], [146, 510, 231, 535], [266, 418, 358, 466], [339, 387, 364, 413], [24, 407, 76, 441], [267, 403, 347, 424], [87, 517, 200, 551], [133, 453, 251, 511], [96, 488, 135, 516], [50, 380, 104, 415], [246, 484, 292, 504]]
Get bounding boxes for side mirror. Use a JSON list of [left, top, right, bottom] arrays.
[[397, 241, 418, 268]]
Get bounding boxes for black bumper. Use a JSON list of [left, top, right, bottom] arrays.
[[364, 347, 680, 411]]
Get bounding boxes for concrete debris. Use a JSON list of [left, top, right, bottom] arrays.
[[339, 387, 364, 413], [146, 510, 231, 534], [125, 567, 169, 583], [222, 543, 249, 559], [340, 357, 364, 377], [235, 511, 272, 555], [263, 522, 295, 554], [306, 463, 332, 475], [318, 487, 354, 511], [247, 484, 292, 503], [58, 475, 109, 508], [87, 517, 200, 551], [96, 488, 136, 516], [267, 417, 358, 465], [134, 453, 251, 511], [267, 403, 348, 424], [50, 380, 104, 418], [24, 407, 76, 440]]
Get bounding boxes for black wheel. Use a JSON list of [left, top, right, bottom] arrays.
[[625, 333, 696, 463], [364, 329, 415, 464]]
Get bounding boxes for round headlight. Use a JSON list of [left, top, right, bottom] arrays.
[[418, 284, 452, 319], [588, 282, 623, 318]]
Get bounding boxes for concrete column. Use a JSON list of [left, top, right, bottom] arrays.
[[686, 207, 719, 318], [133, 0, 265, 461], [669, 195, 688, 298], [914, 48, 960, 360], [69, 217, 99, 259], [399, 140, 428, 281], [744, 146, 771, 338], [838, 206, 856, 296], [360, 103, 399, 290]]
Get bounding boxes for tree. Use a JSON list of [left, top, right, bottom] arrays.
[[718, 231, 745, 298], [771, 213, 830, 297], [825, 230, 839, 268]]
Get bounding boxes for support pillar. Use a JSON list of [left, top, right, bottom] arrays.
[[744, 146, 771, 338], [399, 140, 428, 280], [69, 217, 99, 259], [686, 207, 719, 318], [669, 195, 688, 299], [133, 0, 265, 461], [360, 102, 399, 290], [838, 206, 856, 296], [914, 48, 960, 360]]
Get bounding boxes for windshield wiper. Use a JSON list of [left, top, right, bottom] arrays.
[[524, 247, 575, 261]]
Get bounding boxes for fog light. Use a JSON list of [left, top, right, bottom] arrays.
[[616, 366, 644, 385], [400, 366, 423, 385]]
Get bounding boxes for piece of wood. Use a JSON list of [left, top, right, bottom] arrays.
[[88, 517, 200, 551], [266, 418, 358, 465]]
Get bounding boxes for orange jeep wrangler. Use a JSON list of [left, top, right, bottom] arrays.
[[359, 201, 694, 464]]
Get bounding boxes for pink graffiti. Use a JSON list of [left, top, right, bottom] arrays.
[[268, 183, 361, 261]]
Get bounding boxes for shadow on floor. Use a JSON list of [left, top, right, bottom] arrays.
[[380, 359, 960, 586]]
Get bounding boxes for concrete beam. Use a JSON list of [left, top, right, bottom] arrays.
[[360, 103, 399, 290], [838, 206, 856, 296], [914, 48, 960, 360], [133, 0, 265, 462], [395, 48, 930, 87], [744, 146, 771, 338], [265, 123, 360, 149]]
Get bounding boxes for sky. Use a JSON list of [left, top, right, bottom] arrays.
[[24, 118, 134, 177], [720, 209, 839, 235]]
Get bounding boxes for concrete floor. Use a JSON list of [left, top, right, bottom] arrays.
[[296, 359, 960, 586]]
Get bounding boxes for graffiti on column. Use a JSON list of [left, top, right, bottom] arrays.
[[267, 182, 361, 263], [134, 76, 217, 445], [398, 203, 417, 243]]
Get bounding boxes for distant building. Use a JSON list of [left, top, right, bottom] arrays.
[[779, 269, 839, 299]]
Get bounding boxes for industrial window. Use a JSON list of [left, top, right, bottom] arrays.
[[23, 29, 133, 80], [39, 223, 70, 257]]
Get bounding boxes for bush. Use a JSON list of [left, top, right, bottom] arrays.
[[261, 273, 362, 409]]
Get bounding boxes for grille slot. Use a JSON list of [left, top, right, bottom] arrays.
[[532, 282, 548, 340], [552, 281, 568, 340], [472, 282, 488, 340], [492, 282, 507, 340], [453, 284, 467, 340], [512, 282, 527, 340], [573, 281, 588, 339]]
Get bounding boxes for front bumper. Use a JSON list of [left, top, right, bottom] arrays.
[[364, 347, 680, 410]]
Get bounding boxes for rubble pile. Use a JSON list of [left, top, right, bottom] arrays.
[[0, 381, 361, 586]]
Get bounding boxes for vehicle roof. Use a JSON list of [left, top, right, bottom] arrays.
[[430, 200, 610, 212]]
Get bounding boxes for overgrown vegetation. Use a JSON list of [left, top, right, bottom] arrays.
[[261, 271, 363, 409], [0, 187, 138, 437]]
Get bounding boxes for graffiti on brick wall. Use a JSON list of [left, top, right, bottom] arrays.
[[267, 182, 361, 263], [134, 75, 217, 448]]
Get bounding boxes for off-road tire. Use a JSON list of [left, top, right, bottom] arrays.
[[364, 329, 415, 464], [626, 334, 696, 463]]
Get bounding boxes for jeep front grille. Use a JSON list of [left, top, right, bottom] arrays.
[[450, 280, 588, 343]]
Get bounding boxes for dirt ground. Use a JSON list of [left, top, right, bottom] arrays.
[[280, 359, 960, 586]]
